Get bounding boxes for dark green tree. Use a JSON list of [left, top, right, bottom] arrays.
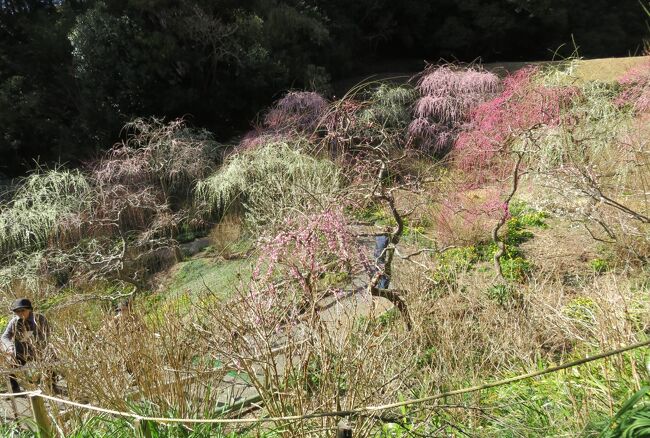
[[0, 0, 82, 176]]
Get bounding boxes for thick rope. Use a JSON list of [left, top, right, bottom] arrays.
[[1, 339, 648, 424]]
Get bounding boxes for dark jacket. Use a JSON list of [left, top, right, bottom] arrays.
[[1, 313, 49, 361]]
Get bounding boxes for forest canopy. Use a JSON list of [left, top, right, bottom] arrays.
[[0, 0, 647, 177]]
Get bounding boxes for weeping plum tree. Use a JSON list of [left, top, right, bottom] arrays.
[[408, 65, 500, 153], [0, 169, 92, 256], [95, 118, 219, 208], [264, 91, 329, 134], [0, 169, 93, 292], [0, 118, 219, 293], [235, 206, 412, 334], [53, 118, 219, 289], [454, 66, 580, 185], [196, 141, 341, 229], [236, 91, 329, 154], [615, 59, 650, 114], [448, 66, 580, 279], [351, 83, 418, 152], [317, 83, 416, 162], [533, 64, 650, 258], [250, 209, 366, 323]]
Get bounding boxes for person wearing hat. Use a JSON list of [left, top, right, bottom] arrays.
[[1, 298, 50, 393]]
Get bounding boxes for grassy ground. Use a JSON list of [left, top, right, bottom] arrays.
[[162, 256, 253, 299], [572, 55, 649, 82]]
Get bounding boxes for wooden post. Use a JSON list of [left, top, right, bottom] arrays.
[[134, 418, 154, 438], [29, 394, 53, 438], [5, 376, 19, 420], [337, 419, 353, 438]]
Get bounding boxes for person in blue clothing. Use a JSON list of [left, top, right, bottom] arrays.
[[1, 298, 50, 393], [373, 234, 391, 289]]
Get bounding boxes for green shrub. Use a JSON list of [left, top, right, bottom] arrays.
[[563, 296, 597, 323], [589, 385, 650, 438], [431, 246, 479, 285], [351, 202, 395, 225], [416, 346, 437, 368], [500, 256, 531, 282], [486, 283, 518, 306], [377, 307, 400, 327], [505, 202, 548, 246], [590, 258, 610, 274]]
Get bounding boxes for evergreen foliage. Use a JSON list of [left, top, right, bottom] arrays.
[[0, 1, 646, 176]]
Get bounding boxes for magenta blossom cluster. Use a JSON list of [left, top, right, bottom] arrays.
[[247, 209, 368, 324], [408, 65, 500, 152], [615, 60, 650, 113], [232, 130, 291, 156], [254, 209, 364, 284], [454, 66, 580, 185]]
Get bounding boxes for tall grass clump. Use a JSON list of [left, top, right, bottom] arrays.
[[196, 141, 341, 228], [537, 57, 581, 87], [408, 64, 500, 153]]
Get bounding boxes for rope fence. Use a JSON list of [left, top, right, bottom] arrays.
[[1, 338, 648, 428]]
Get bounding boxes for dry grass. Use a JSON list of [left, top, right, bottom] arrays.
[[573, 56, 650, 83], [5, 59, 650, 436], [517, 216, 599, 283], [207, 214, 245, 258], [36, 300, 232, 433], [393, 253, 649, 394]]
